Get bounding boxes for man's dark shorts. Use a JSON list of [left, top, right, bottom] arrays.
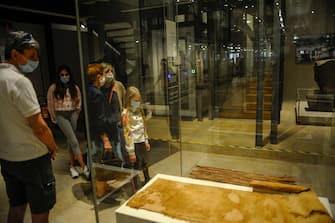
[[0, 153, 56, 214]]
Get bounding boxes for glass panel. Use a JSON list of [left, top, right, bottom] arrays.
[[175, 0, 335, 218], [176, 1, 261, 175], [76, 0, 335, 222], [77, 1, 182, 221], [1, 0, 335, 222]]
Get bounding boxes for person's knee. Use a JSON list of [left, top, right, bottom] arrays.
[[69, 140, 81, 153]]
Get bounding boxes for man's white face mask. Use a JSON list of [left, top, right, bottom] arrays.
[[19, 59, 39, 73]]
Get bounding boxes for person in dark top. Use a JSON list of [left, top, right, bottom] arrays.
[[100, 62, 127, 164], [86, 63, 112, 162]]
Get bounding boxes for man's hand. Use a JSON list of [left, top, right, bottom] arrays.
[[104, 140, 112, 152], [145, 142, 150, 152], [49, 147, 58, 160], [129, 154, 136, 164], [101, 134, 112, 152], [28, 113, 58, 159]]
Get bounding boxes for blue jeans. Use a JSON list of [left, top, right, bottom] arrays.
[[91, 140, 103, 162], [112, 122, 125, 162]]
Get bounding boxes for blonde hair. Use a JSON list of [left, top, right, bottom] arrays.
[[101, 62, 116, 76], [125, 86, 147, 131], [125, 86, 142, 109]]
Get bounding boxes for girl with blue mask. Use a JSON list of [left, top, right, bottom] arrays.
[[122, 86, 151, 186], [130, 100, 141, 112], [47, 65, 89, 179]]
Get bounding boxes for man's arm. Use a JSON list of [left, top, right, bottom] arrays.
[[47, 84, 57, 123], [28, 113, 58, 159]]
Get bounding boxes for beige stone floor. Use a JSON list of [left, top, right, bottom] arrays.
[[1, 101, 335, 222], [1, 149, 334, 223]]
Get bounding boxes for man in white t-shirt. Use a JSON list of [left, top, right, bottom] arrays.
[[0, 31, 58, 223]]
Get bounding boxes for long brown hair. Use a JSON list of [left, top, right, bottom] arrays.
[[54, 65, 78, 99]]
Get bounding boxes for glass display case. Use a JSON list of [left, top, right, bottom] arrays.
[[296, 88, 335, 125], [93, 163, 140, 205]]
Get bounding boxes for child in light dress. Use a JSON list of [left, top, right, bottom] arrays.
[[122, 86, 150, 185]]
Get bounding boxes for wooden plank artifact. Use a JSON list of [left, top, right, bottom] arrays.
[[190, 165, 296, 187]]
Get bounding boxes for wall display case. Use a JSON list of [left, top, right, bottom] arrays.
[[296, 88, 335, 125]]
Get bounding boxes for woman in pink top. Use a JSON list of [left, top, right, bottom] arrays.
[[47, 65, 89, 179]]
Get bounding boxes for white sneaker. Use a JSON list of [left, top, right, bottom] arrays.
[[83, 166, 90, 179], [70, 167, 79, 179]]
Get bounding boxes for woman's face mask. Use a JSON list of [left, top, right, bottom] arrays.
[[60, 76, 70, 84], [59, 70, 70, 84], [105, 72, 114, 83]]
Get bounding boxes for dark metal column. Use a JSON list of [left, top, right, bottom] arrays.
[[270, 0, 282, 144], [75, 1, 99, 223], [43, 23, 56, 97], [207, 9, 215, 120], [255, 0, 265, 147]]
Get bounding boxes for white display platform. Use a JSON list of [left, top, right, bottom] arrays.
[[115, 174, 252, 223], [320, 197, 333, 218], [116, 174, 333, 223], [296, 101, 334, 125]]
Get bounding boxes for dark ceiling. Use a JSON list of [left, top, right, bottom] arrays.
[[0, 0, 77, 25], [0, 0, 141, 25], [0, 0, 263, 26]]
